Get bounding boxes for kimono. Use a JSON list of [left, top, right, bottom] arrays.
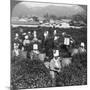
[[49, 57, 62, 86], [23, 39, 30, 51], [50, 57, 61, 72], [23, 39, 30, 46], [30, 50, 40, 60], [12, 49, 20, 57]]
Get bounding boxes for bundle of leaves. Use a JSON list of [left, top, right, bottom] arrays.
[[11, 59, 52, 90]]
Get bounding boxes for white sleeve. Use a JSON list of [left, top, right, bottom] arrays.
[[23, 40, 26, 46]]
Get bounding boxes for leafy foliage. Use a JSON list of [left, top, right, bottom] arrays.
[[11, 27, 87, 89], [11, 59, 52, 89]]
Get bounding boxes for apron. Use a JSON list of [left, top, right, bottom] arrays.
[[38, 53, 46, 62], [30, 50, 40, 60], [50, 57, 61, 71], [14, 49, 20, 56]]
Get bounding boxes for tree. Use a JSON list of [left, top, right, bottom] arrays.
[[49, 15, 57, 20], [72, 13, 87, 25], [44, 13, 49, 19], [32, 16, 39, 21]]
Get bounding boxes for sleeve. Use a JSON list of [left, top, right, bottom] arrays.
[[50, 60, 55, 70], [23, 40, 26, 46]]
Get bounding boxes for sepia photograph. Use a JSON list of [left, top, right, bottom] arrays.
[[11, 0, 87, 89]]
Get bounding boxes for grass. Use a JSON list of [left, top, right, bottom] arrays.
[[11, 59, 52, 89], [56, 53, 87, 86], [11, 26, 87, 89]]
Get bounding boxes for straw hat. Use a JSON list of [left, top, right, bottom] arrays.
[[28, 31, 31, 34], [22, 33, 26, 35], [81, 42, 85, 47], [46, 31, 48, 34], [53, 50, 59, 57], [25, 35, 28, 39], [54, 36, 59, 40], [34, 31, 37, 37], [54, 30, 57, 35], [33, 44, 38, 50], [62, 32, 66, 36], [44, 32, 47, 37], [16, 33, 19, 37]]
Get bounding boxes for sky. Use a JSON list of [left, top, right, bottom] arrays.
[[20, 2, 75, 8], [11, 0, 87, 5], [11, 0, 86, 18], [11, 0, 77, 9]]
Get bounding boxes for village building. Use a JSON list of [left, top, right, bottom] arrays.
[[49, 19, 55, 24], [27, 17, 34, 22], [38, 17, 46, 24], [11, 17, 19, 22], [19, 18, 27, 22], [60, 22, 70, 28]]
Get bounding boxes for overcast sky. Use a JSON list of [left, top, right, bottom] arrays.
[[11, 0, 86, 18], [11, 0, 80, 9], [21, 2, 76, 8], [11, 0, 87, 5], [11, 0, 77, 8]]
